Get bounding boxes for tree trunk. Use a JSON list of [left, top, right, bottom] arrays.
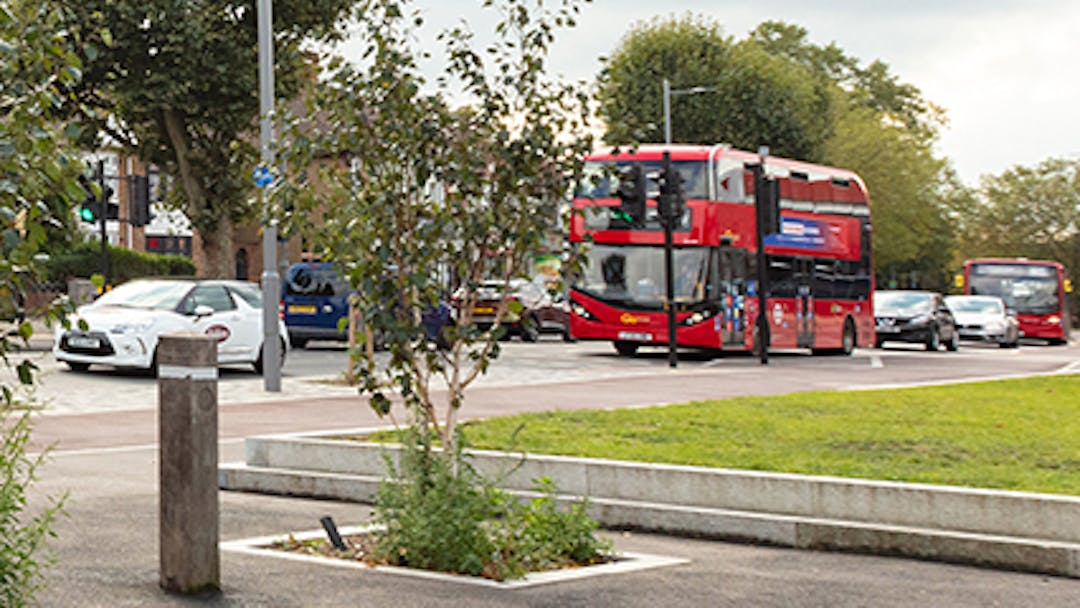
[[197, 218, 235, 279], [163, 107, 235, 279]]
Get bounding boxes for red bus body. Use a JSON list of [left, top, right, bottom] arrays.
[[962, 258, 1072, 343], [569, 145, 874, 354]]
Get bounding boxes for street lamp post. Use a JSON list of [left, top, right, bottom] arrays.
[[662, 78, 717, 145], [659, 79, 716, 368], [258, 0, 281, 392]]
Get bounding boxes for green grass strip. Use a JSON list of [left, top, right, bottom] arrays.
[[458, 375, 1080, 496]]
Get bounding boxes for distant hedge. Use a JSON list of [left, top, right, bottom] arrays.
[[46, 241, 196, 283]]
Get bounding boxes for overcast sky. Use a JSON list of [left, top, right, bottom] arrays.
[[338, 1, 1080, 186]]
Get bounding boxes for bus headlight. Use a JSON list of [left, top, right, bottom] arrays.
[[570, 301, 598, 321], [1047, 315, 1061, 325]]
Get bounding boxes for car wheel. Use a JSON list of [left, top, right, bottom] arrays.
[[945, 330, 959, 352], [65, 361, 91, 372], [519, 315, 540, 343], [561, 327, 575, 342], [925, 328, 940, 351], [613, 341, 638, 356], [253, 338, 287, 374], [291, 336, 308, 349]]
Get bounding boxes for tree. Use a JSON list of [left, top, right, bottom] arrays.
[[953, 158, 1080, 292], [1, 1, 81, 604], [280, 0, 593, 455], [824, 102, 955, 290], [276, 0, 607, 578], [598, 15, 834, 160], [50, 0, 358, 277]]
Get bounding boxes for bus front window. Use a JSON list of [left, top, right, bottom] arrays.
[[576, 245, 708, 307], [969, 267, 1059, 315]]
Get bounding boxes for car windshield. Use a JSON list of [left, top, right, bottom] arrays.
[[945, 297, 1003, 315], [575, 244, 708, 307], [93, 281, 192, 310], [227, 282, 264, 308], [874, 292, 933, 316]]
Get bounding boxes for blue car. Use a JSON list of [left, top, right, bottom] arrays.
[[281, 262, 352, 348]]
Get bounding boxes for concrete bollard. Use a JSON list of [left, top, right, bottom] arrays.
[[157, 332, 220, 594]]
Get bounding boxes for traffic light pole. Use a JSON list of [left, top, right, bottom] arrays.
[[96, 160, 110, 288], [661, 152, 678, 369], [753, 148, 770, 365]]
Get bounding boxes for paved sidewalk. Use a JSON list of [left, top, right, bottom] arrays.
[[32, 424, 1080, 608]]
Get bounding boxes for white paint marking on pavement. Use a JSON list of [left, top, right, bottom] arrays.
[[37, 437, 244, 459], [869, 355, 884, 369], [841, 359, 1080, 392], [157, 364, 218, 380]]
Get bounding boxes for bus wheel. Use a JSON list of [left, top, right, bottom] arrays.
[[613, 341, 638, 357], [840, 318, 856, 356]]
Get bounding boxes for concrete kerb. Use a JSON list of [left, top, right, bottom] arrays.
[[220, 431, 1080, 579]]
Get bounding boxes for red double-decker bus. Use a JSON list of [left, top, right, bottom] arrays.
[[568, 144, 874, 356], [961, 258, 1073, 344]]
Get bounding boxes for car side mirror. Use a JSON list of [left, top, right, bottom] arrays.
[[192, 304, 214, 319], [1005, 308, 1017, 318]]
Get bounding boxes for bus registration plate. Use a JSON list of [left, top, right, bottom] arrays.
[[618, 331, 652, 341]]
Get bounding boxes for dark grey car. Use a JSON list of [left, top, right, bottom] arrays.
[[873, 290, 959, 351]]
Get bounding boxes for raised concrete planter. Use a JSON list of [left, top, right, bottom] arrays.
[[220, 430, 1080, 578]]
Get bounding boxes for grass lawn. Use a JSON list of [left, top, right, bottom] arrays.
[[456, 375, 1080, 496]]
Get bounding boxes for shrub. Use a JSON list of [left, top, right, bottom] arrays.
[[0, 408, 65, 607], [370, 427, 612, 581], [45, 242, 195, 284]]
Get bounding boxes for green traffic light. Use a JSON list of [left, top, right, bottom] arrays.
[[78, 205, 97, 222]]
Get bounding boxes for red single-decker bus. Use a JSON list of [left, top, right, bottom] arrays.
[[568, 144, 874, 356], [962, 258, 1073, 344]]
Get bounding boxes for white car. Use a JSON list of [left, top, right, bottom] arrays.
[[54, 279, 289, 373], [944, 295, 1020, 348]]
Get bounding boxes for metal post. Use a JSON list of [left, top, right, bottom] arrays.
[[754, 147, 771, 365], [663, 78, 672, 145], [662, 151, 677, 368], [158, 333, 219, 594], [96, 160, 109, 287], [258, 0, 281, 391]]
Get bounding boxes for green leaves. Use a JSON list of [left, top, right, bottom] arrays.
[[279, 0, 593, 452]]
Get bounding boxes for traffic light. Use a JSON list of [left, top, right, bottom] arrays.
[[615, 163, 646, 226], [658, 165, 684, 223], [758, 176, 781, 236], [77, 175, 100, 223], [750, 163, 781, 236], [129, 175, 152, 227]]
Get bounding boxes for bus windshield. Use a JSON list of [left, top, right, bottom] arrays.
[[575, 160, 709, 200], [575, 244, 709, 307], [969, 264, 1059, 314]]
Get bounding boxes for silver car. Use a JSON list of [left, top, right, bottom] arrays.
[[944, 295, 1020, 348]]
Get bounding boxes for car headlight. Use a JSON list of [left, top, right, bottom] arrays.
[[984, 321, 1005, 332], [109, 321, 155, 334], [909, 314, 931, 326]]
